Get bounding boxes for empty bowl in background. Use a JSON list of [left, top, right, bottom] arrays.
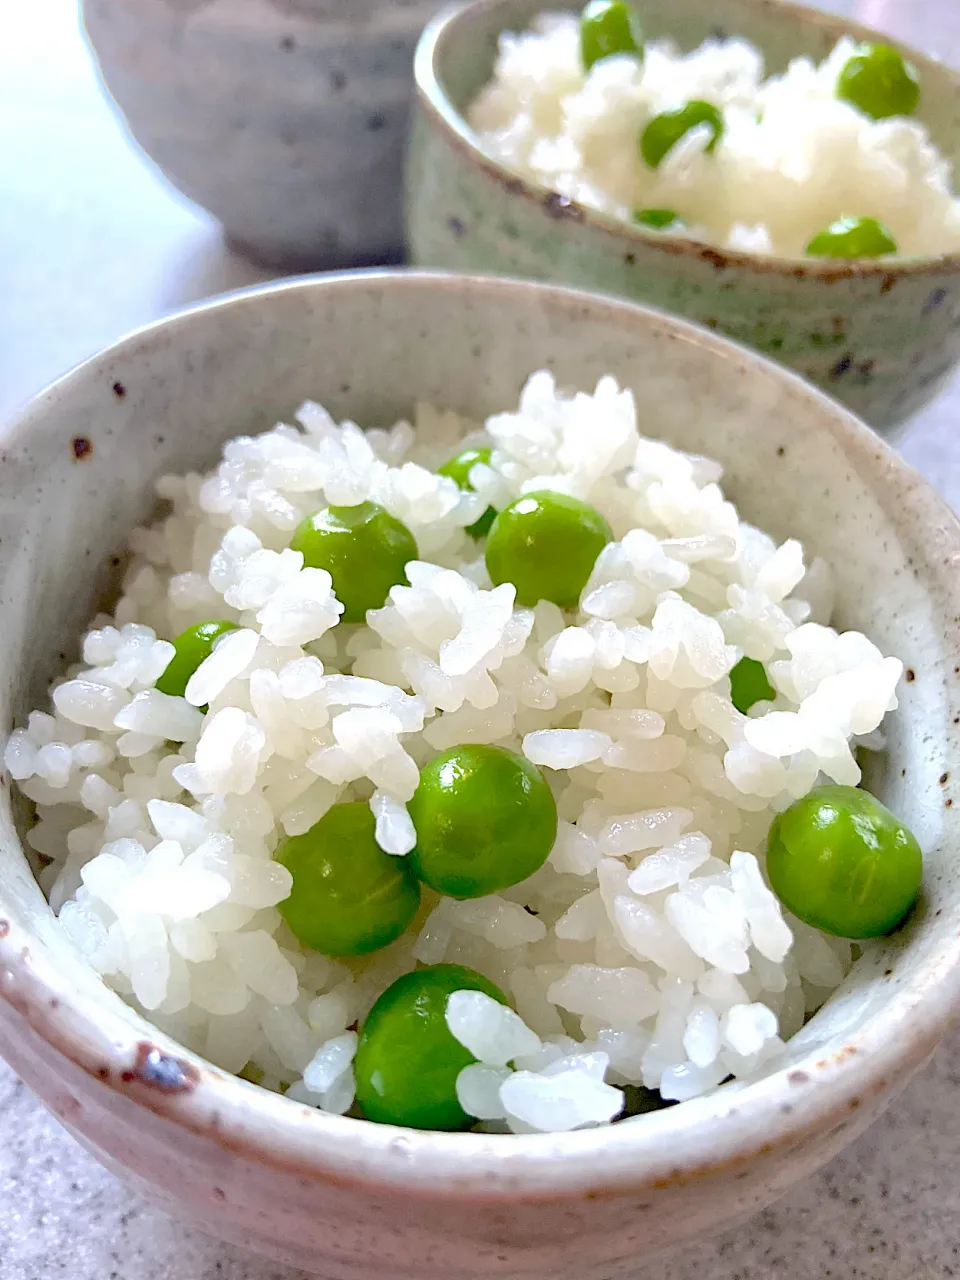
[[406, 0, 960, 434], [83, 0, 439, 269]]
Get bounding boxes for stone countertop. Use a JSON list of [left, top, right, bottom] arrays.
[[1, 2, 959, 1278]]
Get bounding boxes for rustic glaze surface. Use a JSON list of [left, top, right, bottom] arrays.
[[406, 0, 960, 433], [82, 0, 439, 269], [0, 272, 959, 1278]]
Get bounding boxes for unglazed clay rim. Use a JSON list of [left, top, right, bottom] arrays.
[[414, 0, 960, 278], [1, 271, 959, 1198]]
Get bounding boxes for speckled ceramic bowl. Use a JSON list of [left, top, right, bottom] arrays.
[[1, 271, 959, 1279], [82, 0, 439, 269], [407, 0, 960, 434]]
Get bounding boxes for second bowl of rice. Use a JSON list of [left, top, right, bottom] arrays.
[[406, 0, 960, 433]]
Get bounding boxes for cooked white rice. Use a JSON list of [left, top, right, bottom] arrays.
[[6, 371, 903, 1133], [468, 18, 960, 257]]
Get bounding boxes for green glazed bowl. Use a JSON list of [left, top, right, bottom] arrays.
[[406, 0, 960, 435]]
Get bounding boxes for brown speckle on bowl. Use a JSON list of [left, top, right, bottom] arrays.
[[940, 772, 950, 785], [906, 668, 917, 682], [448, 215, 467, 239], [542, 192, 584, 222], [120, 1042, 200, 1093], [111, 380, 126, 398], [830, 355, 853, 380], [924, 287, 948, 313], [880, 274, 897, 295], [821, 1046, 859, 1069], [71, 437, 93, 460]]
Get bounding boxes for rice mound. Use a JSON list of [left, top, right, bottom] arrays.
[[468, 18, 960, 257], [6, 371, 903, 1133]]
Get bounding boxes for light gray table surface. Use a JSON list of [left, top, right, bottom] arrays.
[[1, 2, 959, 1278]]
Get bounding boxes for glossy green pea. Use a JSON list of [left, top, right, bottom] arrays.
[[275, 802, 420, 956], [485, 490, 612, 609], [766, 785, 922, 939], [289, 501, 418, 622], [836, 42, 920, 120], [729, 656, 776, 714], [633, 207, 685, 230], [354, 964, 509, 1130], [408, 744, 558, 899], [439, 446, 497, 538], [155, 620, 240, 698], [580, 0, 644, 71], [640, 100, 724, 169], [805, 215, 898, 259]]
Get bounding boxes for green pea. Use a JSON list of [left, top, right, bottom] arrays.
[[485, 490, 612, 609], [439, 446, 497, 538], [289, 501, 418, 623], [805, 215, 898, 259], [580, 0, 644, 72], [836, 42, 920, 120], [729, 656, 775, 714], [155, 620, 240, 698], [408, 745, 558, 899], [633, 207, 685, 230], [354, 964, 508, 1130], [640, 101, 724, 169], [766, 785, 922, 939], [275, 802, 421, 956]]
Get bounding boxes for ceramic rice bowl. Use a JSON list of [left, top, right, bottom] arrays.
[[0, 271, 959, 1280], [406, 0, 960, 433], [83, 0, 439, 269]]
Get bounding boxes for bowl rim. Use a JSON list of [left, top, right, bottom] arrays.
[[2, 268, 960, 1199], [413, 0, 960, 278]]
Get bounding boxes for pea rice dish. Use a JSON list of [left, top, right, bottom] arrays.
[[468, 4, 960, 259], [6, 371, 922, 1135]]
